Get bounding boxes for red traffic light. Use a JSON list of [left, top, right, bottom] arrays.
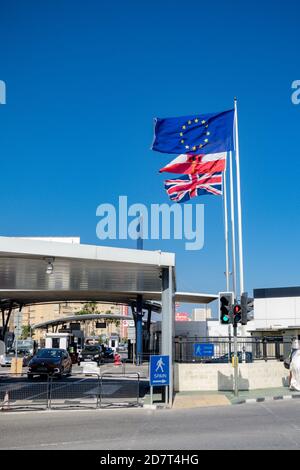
[[233, 304, 242, 326]]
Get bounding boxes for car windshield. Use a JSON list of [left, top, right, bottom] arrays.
[[83, 346, 100, 353], [17, 340, 33, 348], [36, 349, 63, 358], [17, 348, 31, 354]]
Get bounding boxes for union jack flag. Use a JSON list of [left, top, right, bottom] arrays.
[[165, 172, 222, 203]]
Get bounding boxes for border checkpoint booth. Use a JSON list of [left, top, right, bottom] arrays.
[[0, 237, 217, 406]]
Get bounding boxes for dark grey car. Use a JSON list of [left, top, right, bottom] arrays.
[[78, 345, 103, 366]]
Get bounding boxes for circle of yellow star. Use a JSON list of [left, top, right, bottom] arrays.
[[181, 139, 184, 143], [182, 125, 186, 129], [206, 132, 210, 136], [194, 118, 199, 123], [192, 146, 196, 151], [185, 145, 190, 149], [204, 139, 209, 143], [201, 120, 206, 124], [180, 132, 183, 136], [188, 120, 192, 125]]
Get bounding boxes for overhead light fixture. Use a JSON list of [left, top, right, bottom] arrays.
[[45, 257, 55, 275]]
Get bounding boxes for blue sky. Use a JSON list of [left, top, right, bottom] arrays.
[[0, 0, 299, 309]]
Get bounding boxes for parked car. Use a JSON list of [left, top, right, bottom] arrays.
[[117, 343, 128, 353], [27, 348, 72, 379], [0, 354, 11, 367], [102, 346, 114, 359], [78, 344, 104, 366], [0, 348, 32, 367], [209, 351, 253, 363], [15, 339, 37, 357]]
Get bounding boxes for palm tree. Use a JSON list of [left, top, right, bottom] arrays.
[[75, 302, 99, 315]]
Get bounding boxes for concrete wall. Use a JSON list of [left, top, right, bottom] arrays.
[[174, 361, 289, 392]]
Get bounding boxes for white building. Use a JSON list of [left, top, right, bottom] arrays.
[[207, 319, 254, 337], [253, 287, 300, 331], [192, 307, 212, 321]]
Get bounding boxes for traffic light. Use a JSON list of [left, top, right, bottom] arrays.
[[233, 303, 242, 325], [241, 292, 254, 325], [219, 292, 234, 324]]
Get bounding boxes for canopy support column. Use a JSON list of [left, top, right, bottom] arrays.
[[161, 266, 175, 407], [0, 302, 14, 342], [136, 294, 143, 365]]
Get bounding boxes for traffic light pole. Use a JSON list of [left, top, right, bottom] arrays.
[[229, 151, 237, 298], [234, 98, 245, 296], [233, 324, 239, 396], [223, 166, 230, 292]]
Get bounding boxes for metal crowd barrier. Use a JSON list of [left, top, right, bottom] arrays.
[[0, 370, 143, 412], [48, 373, 101, 410], [99, 372, 141, 408], [0, 372, 50, 411]]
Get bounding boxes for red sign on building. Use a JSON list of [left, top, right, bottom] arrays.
[[175, 312, 191, 322]]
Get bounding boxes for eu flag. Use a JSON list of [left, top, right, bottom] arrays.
[[152, 109, 234, 155]]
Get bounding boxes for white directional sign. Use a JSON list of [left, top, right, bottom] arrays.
[[128, 323, 136, 342]]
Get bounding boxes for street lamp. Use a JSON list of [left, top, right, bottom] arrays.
[[45, 257, 55, 275]]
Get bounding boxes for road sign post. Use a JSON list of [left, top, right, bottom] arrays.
[[150, 355, 170, 406], [233, 325, 238, 396]]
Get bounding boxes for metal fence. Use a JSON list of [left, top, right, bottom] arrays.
[[174, 336, 289, 363], [0, 371, 144, 412]]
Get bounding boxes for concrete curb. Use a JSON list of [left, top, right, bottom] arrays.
[[143, 404, 169, 410], [233, 393, 300, 405]]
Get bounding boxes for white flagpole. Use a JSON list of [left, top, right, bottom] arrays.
[[234, 98, 244, 296], [229, 150, 237, 299], [223, 161, 230, 292]]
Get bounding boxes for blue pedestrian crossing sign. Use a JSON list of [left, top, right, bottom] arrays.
[[194, 343, 214, 357], [150, 355, 170, 386]]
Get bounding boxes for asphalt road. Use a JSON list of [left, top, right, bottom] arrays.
[[1, 400, 300, 450]]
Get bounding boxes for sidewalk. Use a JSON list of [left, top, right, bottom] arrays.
[[226, 387, 300, 405], [144, 387, 300, 409]]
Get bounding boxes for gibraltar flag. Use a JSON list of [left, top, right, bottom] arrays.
[[159, 152, 226, 175]]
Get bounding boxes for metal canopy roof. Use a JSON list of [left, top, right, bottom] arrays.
[[32, 313, 134, 330], [0, 237, 217, 306], [0, 237, 173, 305], [175, 291, 218, 304]]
